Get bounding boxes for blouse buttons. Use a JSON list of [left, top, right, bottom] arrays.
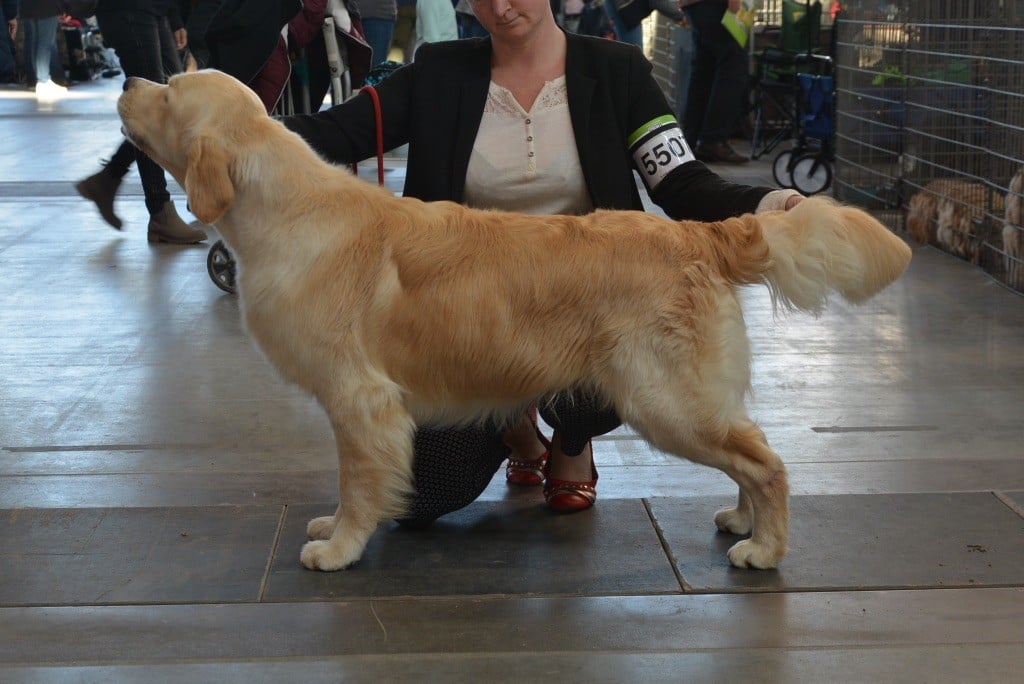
[[525, 116, 535, 172]]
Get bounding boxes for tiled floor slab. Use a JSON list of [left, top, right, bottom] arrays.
[[0, 471, 340, 509], [1, 588, 1021, 664], [5, 457, 1022, 509], [6, 645, 1024, 684], [1003, 490, 1024, 514], [0, 506, 283, 606], [264, 499, 681, 599], [651, 492, 1024, 592], [6, 420, 1021, 472]]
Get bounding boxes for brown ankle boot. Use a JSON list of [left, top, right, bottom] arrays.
[[694, 141, 749, 164], [147, 201, 207, 244], [75, 170, 124, 229]]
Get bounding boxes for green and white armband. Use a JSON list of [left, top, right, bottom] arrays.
[[628, 115, 696, 191]]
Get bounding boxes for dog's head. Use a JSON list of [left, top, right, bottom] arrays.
[[117, 70, 266, 224]]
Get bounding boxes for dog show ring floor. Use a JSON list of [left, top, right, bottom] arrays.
[[0, 76, 1022, 682]]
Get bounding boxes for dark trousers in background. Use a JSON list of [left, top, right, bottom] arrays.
[[683, 0, 747, 146], [95, 10, 182, 215], [0, 3, 16, 81], [361, 18, 395, 68], [22, 16, 63, 86], [456, 11, 488, 39]]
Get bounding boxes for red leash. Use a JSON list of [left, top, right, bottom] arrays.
[[359, 85, 386, 187]]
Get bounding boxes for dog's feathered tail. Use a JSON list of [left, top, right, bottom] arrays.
[[711, 196, 912, 314]]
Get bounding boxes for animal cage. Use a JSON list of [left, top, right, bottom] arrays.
[[833, 0, 1024, 292]]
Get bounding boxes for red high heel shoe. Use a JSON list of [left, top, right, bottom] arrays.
[[505, 452, 549, 486], [505, 407, 552, 486], [544, 441, 598, 513]]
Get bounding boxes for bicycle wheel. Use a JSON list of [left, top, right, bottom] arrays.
[[207, 240, 238, 294], [772, 149, 795, 188], [790, 153, 833, 195]]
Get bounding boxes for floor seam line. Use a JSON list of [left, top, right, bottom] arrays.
[[258, 504, 288, 601], [642, 498, 692, 592], [993, 490, 1024, 519]]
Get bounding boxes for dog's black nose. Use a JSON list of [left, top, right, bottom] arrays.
[[122, 77, 139, 92]]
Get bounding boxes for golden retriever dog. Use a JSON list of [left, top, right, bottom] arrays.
[[117, 70, 911, 572]]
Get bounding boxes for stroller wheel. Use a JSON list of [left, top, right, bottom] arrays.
[[772, 149, 795, 189], [207, 240, 237, 294], [790, 153, 832, 195]]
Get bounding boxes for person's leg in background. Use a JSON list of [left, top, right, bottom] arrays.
[[390, 0, 416, 62], [682, 10, 713, 143], [48, 36, 64, 84], [27, 15, 65, 97], [21, 17, 37, 88], [0, 3, 17, 83], [674, 23, 694, 119], [76, 10, 205, 243], [602, 0, 641, 47], [683, 0, 748, 163], [362, 18, 396, 67]]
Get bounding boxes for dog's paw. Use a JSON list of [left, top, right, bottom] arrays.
[[727, 539, 785, 570], [306, 515, 336, 540], [300, 539, 361, 571], [714, 506, 753, 536]]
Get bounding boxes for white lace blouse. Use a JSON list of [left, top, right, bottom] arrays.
[[463, 76, 594, 217]]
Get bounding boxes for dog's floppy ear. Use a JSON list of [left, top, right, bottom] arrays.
[[185, 136, 234, 224]]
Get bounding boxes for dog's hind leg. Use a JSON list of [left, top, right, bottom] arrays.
[[712, 421, 789, 569], [714, 489, 753, 536], [300, 382, 416, 571], [627, 399, 789, 569], [610, 298, 789, 568], [631, 406, 789, 568]]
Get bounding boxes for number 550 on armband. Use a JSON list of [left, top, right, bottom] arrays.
[[628, 115, 697, 191]]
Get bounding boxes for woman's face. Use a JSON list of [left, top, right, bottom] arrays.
[[470, 0, 555, 41]]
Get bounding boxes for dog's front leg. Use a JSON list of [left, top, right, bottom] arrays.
[[300, 392, 416, 571]]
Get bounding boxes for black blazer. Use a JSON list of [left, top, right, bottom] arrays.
[[283, 33, 772, 222]]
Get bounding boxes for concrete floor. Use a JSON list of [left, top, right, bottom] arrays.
[[1, 76, 1023, 683]]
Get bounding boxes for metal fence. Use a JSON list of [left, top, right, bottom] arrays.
[[834, 0, 1024, 292]]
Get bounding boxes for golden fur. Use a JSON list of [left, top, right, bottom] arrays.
[[906, 179, 1005, 255], [931, 181, 1004, 264], [906, 179, 960, 245], [118, 70, 912, 572]]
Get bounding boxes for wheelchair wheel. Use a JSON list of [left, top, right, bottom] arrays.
[[772, 149, 795, 189], [206, 240, 237, 294], [790, 153, 833, 195]]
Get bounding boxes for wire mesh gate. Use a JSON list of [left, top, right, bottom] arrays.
[[833, 0, 1024, 292]]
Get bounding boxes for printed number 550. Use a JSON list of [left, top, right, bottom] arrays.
[[641, 138, 687, 176]]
